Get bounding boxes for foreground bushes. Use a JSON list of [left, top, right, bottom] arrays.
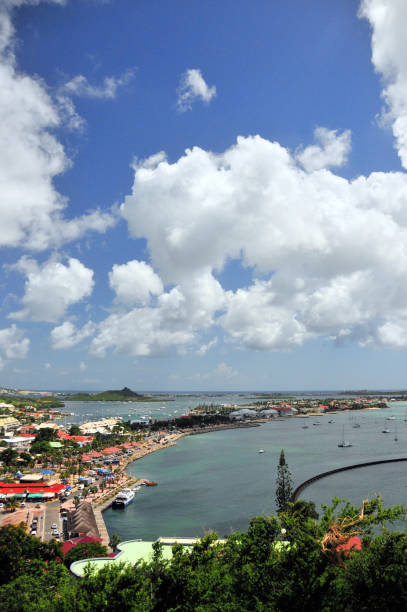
[[0, 497, 406, 611]]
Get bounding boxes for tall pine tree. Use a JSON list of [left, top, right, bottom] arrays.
[[275, 449, 293, 513]]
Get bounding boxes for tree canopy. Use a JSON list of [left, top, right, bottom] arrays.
[[0, 497, 406, 610]]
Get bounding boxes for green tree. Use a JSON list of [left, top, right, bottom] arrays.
[[68, 424, 81, 436], [64, 541, 108, 568], [275, 449, 293, 514], [34, 428, 56, 442], [0, 447, 18, 466]]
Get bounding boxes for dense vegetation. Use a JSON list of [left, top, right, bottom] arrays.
[[65, 387, 157, 402], [0, 497, 406, 610], [0, 394, 64, 409]]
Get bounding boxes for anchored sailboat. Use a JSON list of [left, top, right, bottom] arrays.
[[338, 425, 352, 448]]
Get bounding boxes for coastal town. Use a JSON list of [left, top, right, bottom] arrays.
[[0, 388, 391, 557]]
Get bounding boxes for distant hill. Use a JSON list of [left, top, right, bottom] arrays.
[[64, 387, 157, 402]]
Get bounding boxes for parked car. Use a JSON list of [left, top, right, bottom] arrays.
[[51, 523, 57, 530]]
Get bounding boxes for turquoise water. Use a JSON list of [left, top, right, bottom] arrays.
[[103, 403, 407, 541]]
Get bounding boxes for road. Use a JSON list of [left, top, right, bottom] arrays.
[[43, 501, 63, 542]]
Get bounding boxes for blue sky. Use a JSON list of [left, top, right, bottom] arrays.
[[1, 0, 407, 392]]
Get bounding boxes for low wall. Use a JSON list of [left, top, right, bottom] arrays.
[[290, 456, 407, 502]]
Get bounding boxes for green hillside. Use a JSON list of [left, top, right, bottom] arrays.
[[64, 387, 157, 402]]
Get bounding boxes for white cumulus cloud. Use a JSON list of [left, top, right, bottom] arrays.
[[177, 68, 216, 112], [10, 257, 94, 322], [0, 324, 29, 369], [0, 1, 116, 250], [360, 0, 407, 168], [296, 126, 351, 172], [119, 132, 407, 351], [50, 321, 95, 349], [109, 260, 164, 306]]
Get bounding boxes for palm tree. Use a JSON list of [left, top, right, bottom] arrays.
[[109, 533, 121, 553], [73, 496, 81, 509]]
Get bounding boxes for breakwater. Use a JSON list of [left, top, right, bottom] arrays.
[[290, 457, 407, 502]]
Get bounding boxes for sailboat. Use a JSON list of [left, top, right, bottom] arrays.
[[394, 424, 398, 442], [338, 425, 352, 448]]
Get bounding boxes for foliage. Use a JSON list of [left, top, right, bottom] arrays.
[[0, 497, 407, 610], [0, 524, 62, 585], [0, 447, 18, 466], [275, 449, 293, 513], [35, 427, 57, 442], [69, 425, 81, 436], [64, 542, 109, 568], [65, 387, 155, 402], [108, 533, 121, 552]]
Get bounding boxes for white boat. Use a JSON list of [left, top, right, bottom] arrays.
[[338, 426, 352, 448], [258, 449, 265, 454], [133, 485, 141, 491], [382, 428, 390, 434], [386, 416, 396, 420], [112, 488, 135, 507]]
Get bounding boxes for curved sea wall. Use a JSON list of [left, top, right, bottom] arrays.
[[290, 456, 407, 502]]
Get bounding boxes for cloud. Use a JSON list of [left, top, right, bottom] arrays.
[[360, 0, 407, 168], [0, 1, 116, 250], [60, 68, 135, 100], [177, 68, 216, 112], [0, 324, 29, 369], [216, 362, 238, 378], [10, 256, 94, 322], [296, 126, 351, 172], [79, 361, 87, 371], [50, 320, 95, 349], [119, 132, 407, 350], [197, 337, 218, 356], [109, 260, 163, 306]]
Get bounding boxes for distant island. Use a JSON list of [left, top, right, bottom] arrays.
[[63, 387, 160, 402]]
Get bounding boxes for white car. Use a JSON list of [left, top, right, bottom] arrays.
[[51, 523, 57, 530]]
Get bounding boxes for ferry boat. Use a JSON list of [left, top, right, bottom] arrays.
[[112, 488, 135, 507]]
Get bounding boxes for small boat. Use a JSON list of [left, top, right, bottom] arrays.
[[338, 425, 352, 448], [133, 485, 141, 491], [352, 423, 361, 429], [313, 422, 321, 426], [386, 416, 396, 420], [258, 449, 265, 454], [302, 425, 309, 429], [144, 481, 158, 486], [328, 419, 335, 423], [382, 428, 391, 434]]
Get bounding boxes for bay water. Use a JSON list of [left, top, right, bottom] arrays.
[[102, 402, 407, 541]]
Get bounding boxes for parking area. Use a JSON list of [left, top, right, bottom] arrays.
[[43, 501, 63, 542]]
